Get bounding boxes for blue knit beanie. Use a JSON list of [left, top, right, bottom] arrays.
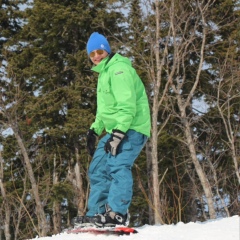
[[86, 32, 111, 55]]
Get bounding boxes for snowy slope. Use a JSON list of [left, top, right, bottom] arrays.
[[30, 215, 239, 240]]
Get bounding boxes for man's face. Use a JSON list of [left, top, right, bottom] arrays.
[[89, 49, 109, 65]]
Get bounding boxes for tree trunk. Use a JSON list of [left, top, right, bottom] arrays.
[[14, 176, 27, 240], [53, 202, 61, 234], [13, 128, 48, 236], [53, 154, 61, 234], [0, 151, 11, 240], [151, 110, 165, 224], [75, 148, 86, 216], [145, 141, 154, 224], [3, 205, 10, 240], [217, 86, 240, 185], [144, 0, 167, 225], [179, 112, 216, 219]]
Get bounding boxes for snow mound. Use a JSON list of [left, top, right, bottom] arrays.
[[31, 215, 239, 240]]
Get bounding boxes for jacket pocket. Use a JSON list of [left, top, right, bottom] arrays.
[[101, 85, 115, 106]]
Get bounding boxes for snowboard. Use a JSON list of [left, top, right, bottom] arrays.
[[67, 226, 138, 236]]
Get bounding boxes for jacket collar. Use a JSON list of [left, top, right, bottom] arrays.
[[91, 53, 115, 73]]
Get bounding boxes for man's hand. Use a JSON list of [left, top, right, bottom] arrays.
[[104, 130, 125, 156], [86, 129, 98, 157]]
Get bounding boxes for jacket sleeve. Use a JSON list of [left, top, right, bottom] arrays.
[[90, 111, 105, 135], [110, 66, 136, 133]]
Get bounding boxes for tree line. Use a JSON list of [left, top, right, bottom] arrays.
[[0, 0, 239, 239]]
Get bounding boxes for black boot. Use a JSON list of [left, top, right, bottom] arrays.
[[72, 214, 103, 228], [94, 205, 129, 227]]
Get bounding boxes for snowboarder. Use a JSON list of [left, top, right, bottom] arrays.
[[74, 32, 151, 228]]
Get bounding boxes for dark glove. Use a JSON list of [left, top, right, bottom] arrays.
[[104, 130, 126, 156], [86, 129, 98, 157]]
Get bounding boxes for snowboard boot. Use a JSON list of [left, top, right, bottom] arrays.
[[94, 205, 130, 227], [72, 214, 104, 228]]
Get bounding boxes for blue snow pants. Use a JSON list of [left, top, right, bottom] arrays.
[[86, 129, 148, 216]]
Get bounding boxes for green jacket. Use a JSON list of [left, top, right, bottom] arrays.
[[90, 53, 151, 137]]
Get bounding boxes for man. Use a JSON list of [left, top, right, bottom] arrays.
[[74, 32, 151, 228]]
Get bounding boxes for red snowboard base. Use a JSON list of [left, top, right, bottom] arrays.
[[67, 226, 138, 236]]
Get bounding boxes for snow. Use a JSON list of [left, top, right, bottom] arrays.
[[30, 215, 239, 240]]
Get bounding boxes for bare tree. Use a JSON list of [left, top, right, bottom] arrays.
[[166, 0, 216, 219], [11, 123, 48, 236], [216, 51, 240, 185], [12, 174, 30, 240], [52, 154, 61, 234], [0, 151, 11, 240], [141, 0, 221, 222], [117, 0, 218, 223], [66, 148, 87, 219], [121, 0, 239, 223], [0, 83, 48, 236]]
